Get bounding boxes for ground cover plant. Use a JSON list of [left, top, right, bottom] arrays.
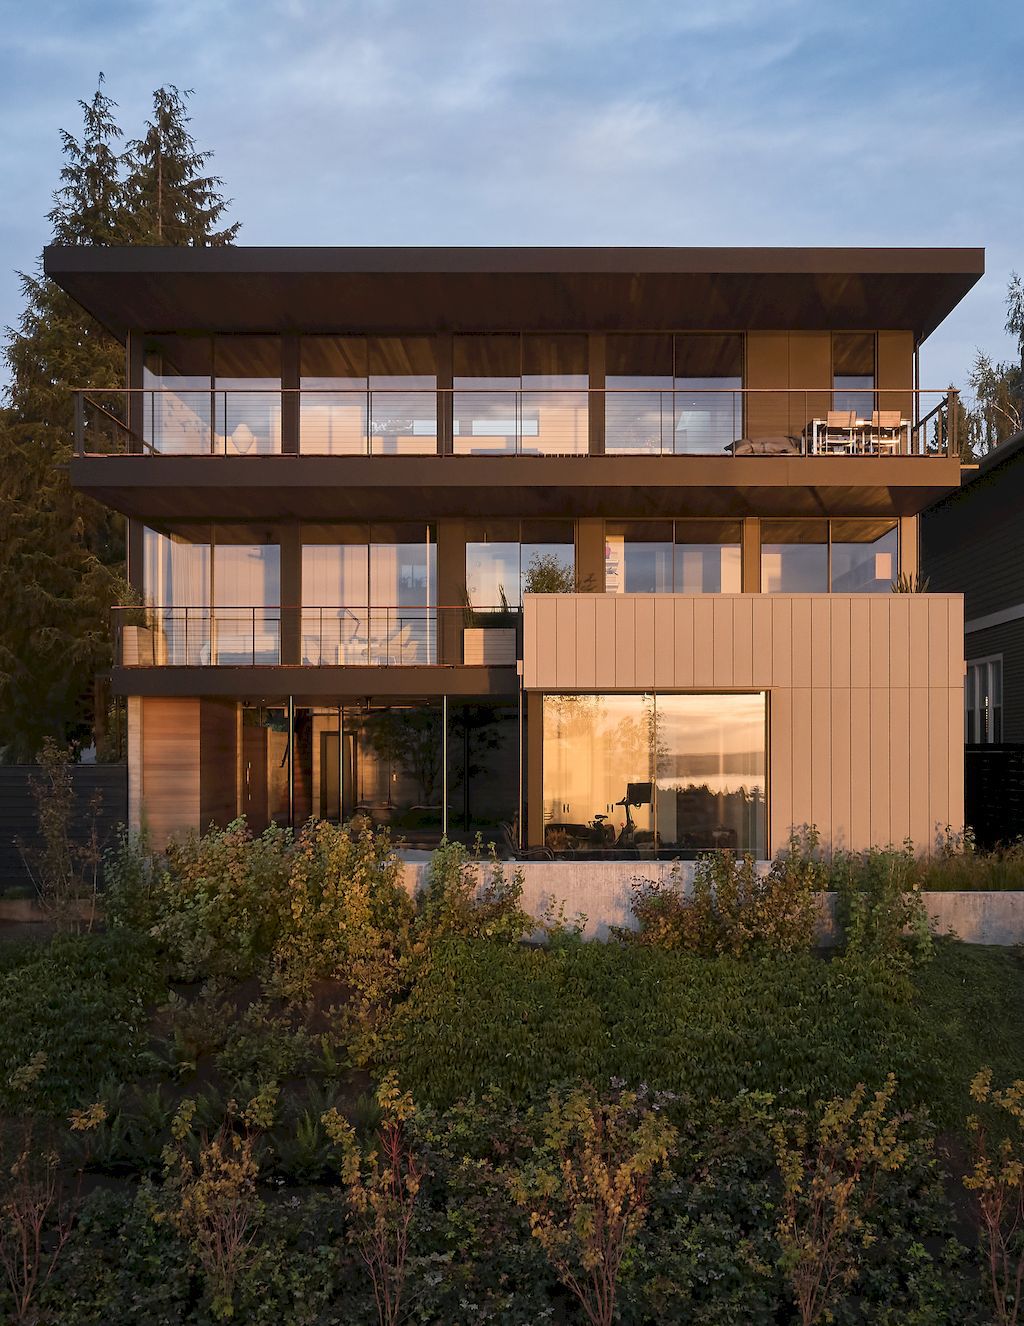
[[0, 815, 1022, 1321]]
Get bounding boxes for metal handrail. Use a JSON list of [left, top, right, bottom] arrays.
[[74, 386, 959, 458], [113, 604, 520, 668]]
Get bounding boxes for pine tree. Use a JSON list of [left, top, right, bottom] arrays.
[[124, 86, 240, 246], [0, 77, 239, 759]]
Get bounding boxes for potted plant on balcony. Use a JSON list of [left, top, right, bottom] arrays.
[[463, 585, 519, 665]]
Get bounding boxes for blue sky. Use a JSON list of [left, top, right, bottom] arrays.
[[1, 0, 1022, 393]]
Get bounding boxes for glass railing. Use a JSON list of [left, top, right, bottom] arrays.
[[113, 605, 521, 667], [74, 388, 960, 457]]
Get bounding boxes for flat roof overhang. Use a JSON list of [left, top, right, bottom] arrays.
[[71, 454, 963, 521], [110, 664, 518, 700], [44, 246, 984, 344]]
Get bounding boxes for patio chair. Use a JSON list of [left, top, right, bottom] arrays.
[[870, 410, 904, 455], [822, 410, 857, 453]]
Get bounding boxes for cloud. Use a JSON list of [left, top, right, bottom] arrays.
[[0, 0, 1020, 390]]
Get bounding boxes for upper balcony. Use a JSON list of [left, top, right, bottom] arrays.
[[71, 386, 963, 522]]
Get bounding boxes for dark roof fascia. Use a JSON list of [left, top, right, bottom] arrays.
[[43, 243, 986, 278]]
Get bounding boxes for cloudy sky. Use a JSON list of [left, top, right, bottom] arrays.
[[1, 0, 1021, 391]]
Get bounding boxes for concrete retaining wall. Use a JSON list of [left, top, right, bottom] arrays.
[[400, 861, 1024, 946]]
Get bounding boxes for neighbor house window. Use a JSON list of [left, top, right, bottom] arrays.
[[605, 519, 741, 593], [966, 657, 1003, 743], [761, 519, 898, 592], [542, 691, 766, 856]]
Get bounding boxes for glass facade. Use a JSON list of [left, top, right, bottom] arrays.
[[465, 519, 576, 606], [142, 526, 279, 663], [761, 519, 898, 592], [965, 658, 1003, 744], [300, 524, 436, 665], [605, 520, 742, 593], [453, 335, 588, 455], [542, 691, 766, 856], [605, 333, 744, 454]]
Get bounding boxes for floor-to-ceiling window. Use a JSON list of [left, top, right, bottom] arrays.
[[453, 335, 588, 455], [465, 519, 576, 605], [605, 520, 742, 593], [833, 332, 876, 419], [300, 524, 436, 664], [605, 333, 743, 454], [142, 336, 282, 454], [143, 525, 280, 663], [761, 519, 898, 592], [542, 691, 766, 857], [299, 336, 437, 454]]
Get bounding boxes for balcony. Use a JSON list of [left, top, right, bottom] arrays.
[[114, 604, 522, 670], [75, 387, 958, 458], [72, 387, 962, 525]]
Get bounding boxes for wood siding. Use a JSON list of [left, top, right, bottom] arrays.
[[138, 697, 200, 846], [523, 592, 964, 854]]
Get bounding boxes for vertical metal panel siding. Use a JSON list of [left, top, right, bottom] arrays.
[[523, 593, 964, 853]]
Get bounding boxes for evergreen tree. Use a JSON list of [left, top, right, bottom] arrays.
[[124, 86, 240, 245], [0, 77, 239, 759]]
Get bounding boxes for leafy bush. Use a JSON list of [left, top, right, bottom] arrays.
[[0, 933, 165, 1113], [388, 939, 941, 1113], [415, 839, 533, 946], [622, 831, 823, 957], [158, 820, 294, 983], [832, 842, 933, 970]]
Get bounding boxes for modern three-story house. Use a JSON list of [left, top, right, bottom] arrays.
[[48, 246, 980, 858]]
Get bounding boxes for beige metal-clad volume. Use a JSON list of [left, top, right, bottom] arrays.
[[523, 592, 965, 855]]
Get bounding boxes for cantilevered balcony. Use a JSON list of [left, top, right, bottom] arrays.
[[110, 604, 522, 699], [71, 388, 963, 523]]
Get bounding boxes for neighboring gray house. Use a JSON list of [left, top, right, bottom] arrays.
[[922, 431, 1024, 744]]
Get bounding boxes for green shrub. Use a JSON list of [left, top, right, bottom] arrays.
[[141, 820, 294, 983], [621, 830, 823, 957], [267, 818, 412, 1008], [415, 839, 533, 946], [388, 940, 937, 1112], [0, 933, 165, 1113], [919, 827, 1024, 892], [832, 842, 933, 969]]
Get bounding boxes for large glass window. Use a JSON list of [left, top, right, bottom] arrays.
[[542, 694, 656, 852], [761, 519, 899, 592], [605, 334, 673, 454], [605, 334, 743, 454], [466, 520, 576, 606], [761, 520, 829, 592], [301, 524, 436, 664], [674, 334, 744, 454], [369, 337, 437, 454], [143, 335, 213, 454], [300, 337, 368, 455], [605, 520, 741, 594], [829, 520, 898, 592], [542, 691, 766, 856], [454, 336, 521, 455], [453, 335, 589, 455], [142, 525, 280, 663], [215, 337, 282, 455], [833, 332, 876, 419]]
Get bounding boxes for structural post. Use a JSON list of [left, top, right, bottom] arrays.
[[441, 694, 448, 839], [287, 695, 295, 829]]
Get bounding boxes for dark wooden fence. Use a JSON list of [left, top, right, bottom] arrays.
[[0, 764, 127, 894], [965, 744, 1024, 848]]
